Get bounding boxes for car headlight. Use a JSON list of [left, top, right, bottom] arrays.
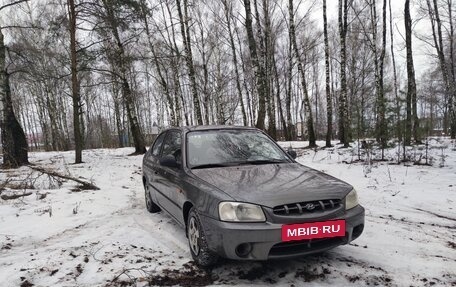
[[345, 189, 359, 210], [218, 202, 266, 222]]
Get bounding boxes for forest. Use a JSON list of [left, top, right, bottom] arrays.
[[0, 0, 455, 167]]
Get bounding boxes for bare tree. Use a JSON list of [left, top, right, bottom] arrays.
[[222, 0, 247, 126], [389, 0, 402, 159], [67, 0, 83, 163], [338, 0, 349, 147], [243, 0, 267, 131], [425, 0, 456, 139], [378, 0, 387, 153], [0, 0, 29, 167], [176, 0, 203, 125], [448, 0, 456, 138], [138, 0, 176, 126], [100, 0, 146, 154], [288, 0, 316, 147], [323, 0, 332, 147], [405, 0, 418, 145]]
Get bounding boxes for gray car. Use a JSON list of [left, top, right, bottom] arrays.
[[142, 126, 364, 266]]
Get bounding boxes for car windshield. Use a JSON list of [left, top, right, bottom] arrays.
[[187, 129, 290, 168]]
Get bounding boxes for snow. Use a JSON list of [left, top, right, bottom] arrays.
[[0, 139, 455, 286]]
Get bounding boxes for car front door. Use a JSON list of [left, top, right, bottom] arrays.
[[144, 131, 167, 204], [155, 130, 184, 223]]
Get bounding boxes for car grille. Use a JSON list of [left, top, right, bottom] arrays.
[[269, 237, 346, 257], [273, 199, 342, 215]]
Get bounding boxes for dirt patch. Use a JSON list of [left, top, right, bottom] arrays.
[[20, 279, 34, 287], [294, 268, 326, 282], [236, 266, 269, 281], [109, 262, 214, 287], [1, 243, 12, 250], [148, 267, 213, 287]]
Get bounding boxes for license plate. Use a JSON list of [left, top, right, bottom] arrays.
[[281, 220, 345, 242]]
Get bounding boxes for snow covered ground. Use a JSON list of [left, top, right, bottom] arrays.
[[0, 139, 455, 287]]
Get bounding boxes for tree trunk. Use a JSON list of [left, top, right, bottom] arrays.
[[338, 0, 349, 147], [259, 0, 276, 139], [289, 0, 316, 147], [102, 0, 145, 154], [378, 0, 387, 154], [389, 0, 401, 152], [427, 0, 455, 139], [323, 0, 332, 147], [176, 0, 203, 125], [67, 0, 83, 163], [449, 0, 456, 138], [243, 0, 267, 131], [222, 0, 247, 126], [405, 0, 417, 145], [139, 0, 176, 126], [234, 23, 255, 125], [285, 33, 294, 141], [0, 29, 28, 167], [273, 52, 287, 140]]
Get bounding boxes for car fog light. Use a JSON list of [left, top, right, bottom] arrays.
[[235, 243, 252, 257]]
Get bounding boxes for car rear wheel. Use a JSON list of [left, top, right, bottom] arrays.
[[187, 207, 218, 267], [144, 184, 160, 213]]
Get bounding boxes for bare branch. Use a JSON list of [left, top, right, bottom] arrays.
[[0, 25, 41, 30], [0, 0, 29, 12], [28, 166, 100, 191]]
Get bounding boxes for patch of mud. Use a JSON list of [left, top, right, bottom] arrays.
[[109, 262, 214, 287]]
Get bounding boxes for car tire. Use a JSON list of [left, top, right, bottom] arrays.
[[187, 207, 219, 267], [144, 184, 161, 213]]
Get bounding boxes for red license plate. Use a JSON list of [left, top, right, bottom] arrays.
[[281, 220, 346, 242]]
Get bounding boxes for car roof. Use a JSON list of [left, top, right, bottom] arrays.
[[163, 125, 260, 133]]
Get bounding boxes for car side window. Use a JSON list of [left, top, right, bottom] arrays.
[[151, 132, 166, 157], [161, 131, 182, 163]]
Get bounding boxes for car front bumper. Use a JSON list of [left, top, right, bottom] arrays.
[[200, 204, 365, 260]]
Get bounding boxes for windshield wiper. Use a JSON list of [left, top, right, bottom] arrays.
[[236, 159, 289, 165], [191, 159, 288, 169], [191, 163, 230, 169]]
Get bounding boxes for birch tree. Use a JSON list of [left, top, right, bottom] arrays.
[[243, 0, 267, 131], [425, 0, 456, 139], [176, 0, 203, 125], [323, 0, 332, 147], [288, 0, 316, 147], [338, 0, 349, 147]]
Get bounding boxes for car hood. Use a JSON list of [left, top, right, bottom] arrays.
[[190, 163, 353, 208]]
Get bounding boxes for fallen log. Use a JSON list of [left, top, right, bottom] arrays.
[[1, 191, 33, 200]]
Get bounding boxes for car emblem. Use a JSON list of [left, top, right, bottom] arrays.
[[304, 203, 316, 211]]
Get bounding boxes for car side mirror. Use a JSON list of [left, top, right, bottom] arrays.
[[160, 154, 179, 168], [287, 149, 297, 159]]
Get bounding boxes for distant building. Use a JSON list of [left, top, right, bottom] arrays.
[[296, 122, 307, 139]]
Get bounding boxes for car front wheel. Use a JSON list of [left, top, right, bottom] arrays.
[[187, 207, 218, 267], [144, 184, 160, 213]]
